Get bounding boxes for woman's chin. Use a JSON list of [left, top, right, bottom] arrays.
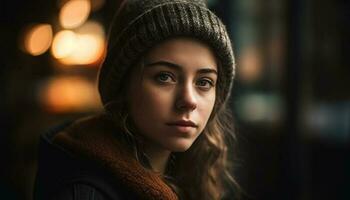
[[164, 140, 194, 152]]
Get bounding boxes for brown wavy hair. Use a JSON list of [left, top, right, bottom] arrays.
[[104, 55, 241, 200], [171, 103, 241, 200]]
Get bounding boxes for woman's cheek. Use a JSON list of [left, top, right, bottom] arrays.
[[199, 94, 216, 119], [142, 83, 174, 113]]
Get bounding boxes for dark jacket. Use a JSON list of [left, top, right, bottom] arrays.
[[33, 114, 178, 200]]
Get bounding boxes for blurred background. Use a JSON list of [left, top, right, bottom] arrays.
[[0, 0, 349, 199]]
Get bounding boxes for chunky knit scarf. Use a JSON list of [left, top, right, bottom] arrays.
[[52, 114, 178, 200]]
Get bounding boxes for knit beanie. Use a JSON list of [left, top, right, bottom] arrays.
[[98, 0, 235, 109]]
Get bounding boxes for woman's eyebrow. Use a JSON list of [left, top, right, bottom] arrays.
[[198, 68, 217, 75], [144, 61, 181, 70], [144, 60, 217, 75]]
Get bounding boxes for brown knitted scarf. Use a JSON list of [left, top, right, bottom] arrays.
[[52, 114, 178, 200]]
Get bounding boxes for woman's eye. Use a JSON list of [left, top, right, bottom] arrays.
[[196, 79, 214, 90], [155, 72, 175, 83]]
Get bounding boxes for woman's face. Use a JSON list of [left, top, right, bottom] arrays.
[[127, 37, 217, 152]]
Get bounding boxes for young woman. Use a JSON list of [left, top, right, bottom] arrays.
[[34, 0, 240, 199]]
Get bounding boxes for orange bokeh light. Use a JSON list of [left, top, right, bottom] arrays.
[[59, 0, 91, 29], [24, 24, 53, 56], [40, 76, 101, 113], [238, 46, 264, 83]]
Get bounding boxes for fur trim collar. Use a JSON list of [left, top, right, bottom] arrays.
[[52, 114, 178, 200]]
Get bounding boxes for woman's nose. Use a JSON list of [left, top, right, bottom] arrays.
[[175, 83, 197, 111]]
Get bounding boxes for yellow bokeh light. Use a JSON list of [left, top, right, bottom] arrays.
[[24, 24, 53, 56], [53, 21, 105, 66], [51, 30, 77, 59], [59, 0, 91, 29], [40, 76, 101, 113], [59, 34, 104, 65]]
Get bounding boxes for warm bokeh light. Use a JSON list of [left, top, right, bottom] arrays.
[[24, 24, 53, 56], [39, 76, 101, 113], [51, 30, 77, 59], [59, 0, 91, 29], [238, 46, 263, 83], [59, 34, 105, 65], [52, 21, 105, 66]]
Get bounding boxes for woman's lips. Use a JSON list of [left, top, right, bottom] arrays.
[[166, 120, 198, 133], [166, 120, 197, 127]]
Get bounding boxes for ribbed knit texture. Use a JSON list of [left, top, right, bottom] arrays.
[[98, 0, 235, 108]]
